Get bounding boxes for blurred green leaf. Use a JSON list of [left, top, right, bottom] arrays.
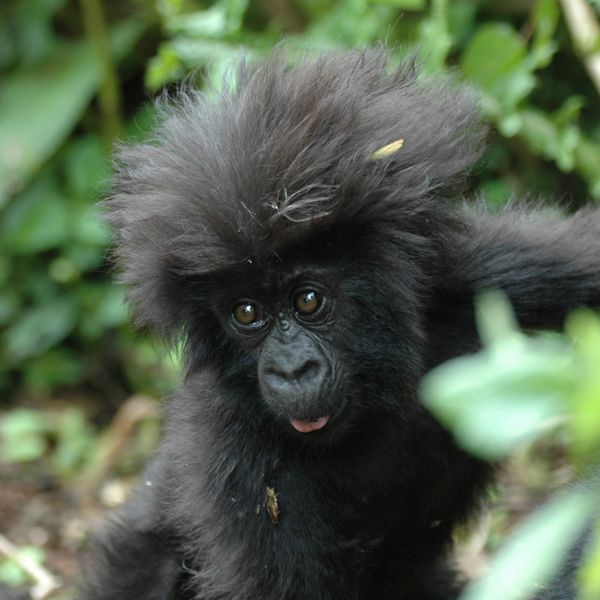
[[574, 138, 600, 199], [64, 135, 109, 199], [373, 0, 425, 8], [0, 0, 66, 68], [166, 0, 249, 38], [519, 107, 600, 185], [71, 203, 111, 248], [52, 407, 95, 475], [422, 293, 575, 460], [48, 256, 81, 284], [0, 19, 144, 205], [460, 488, 596, 600], [4, 296, 78, 361], [0, 409, 49, 463], [566, 311, 600, 464], [77, 283, 127, 340], [447, 0, 477, 48], [530, 0, 559, 69], [1, 175, 69, 254], [304, 0, 396, 47], [0, 290, 18, 326], [23, 348, 84, 391], [146, 43, 186, 90], [475, 290, 520, 346], [418, 0, 450, 72], [422, 341, 573, 460], [461, 23, 535, 112], [579, 519, 600, 600], [0, 546, 45, 586], [65, 243, 106, 272]]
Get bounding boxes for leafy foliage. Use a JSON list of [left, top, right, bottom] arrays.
[[422, 293, 600, 600]]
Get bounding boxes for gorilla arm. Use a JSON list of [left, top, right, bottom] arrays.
[[462, 207, 600, 329]]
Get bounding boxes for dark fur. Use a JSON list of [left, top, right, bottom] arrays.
[[80, 50, 600, 600]]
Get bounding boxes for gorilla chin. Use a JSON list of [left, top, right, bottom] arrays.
[[260, 373, 350, 439]]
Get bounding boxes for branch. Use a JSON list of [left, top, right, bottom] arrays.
[[0, 533, 61, 599], [559, 0, 600, 96], [77, 395, 161, 502]]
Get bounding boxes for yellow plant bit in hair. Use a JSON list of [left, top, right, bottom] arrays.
[[370, 139, 404, 160], [265, 486, 280, 525]]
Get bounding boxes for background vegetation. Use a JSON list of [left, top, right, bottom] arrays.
[[1, 0, 599, 598]]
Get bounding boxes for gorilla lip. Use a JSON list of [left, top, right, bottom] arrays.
[[290, 415, 331, 433]]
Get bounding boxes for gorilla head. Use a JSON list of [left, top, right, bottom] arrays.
[[107, 51, 482, 446]]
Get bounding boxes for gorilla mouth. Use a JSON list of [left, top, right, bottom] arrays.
[[290, 415, 331, 433]]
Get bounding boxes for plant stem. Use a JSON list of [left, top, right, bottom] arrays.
[[559, 0, 600, 96], [79, 0, 123, 142]]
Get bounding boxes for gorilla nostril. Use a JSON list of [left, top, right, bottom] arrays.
[[267, 360, 322, 384]]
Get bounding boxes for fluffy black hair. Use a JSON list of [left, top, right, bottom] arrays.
[[108, 50, 483, 336]]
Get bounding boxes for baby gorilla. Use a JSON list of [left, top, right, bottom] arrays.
[[81, 50, 600, 600]]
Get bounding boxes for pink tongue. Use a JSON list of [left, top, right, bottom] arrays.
[[290, 415, 330, 433]]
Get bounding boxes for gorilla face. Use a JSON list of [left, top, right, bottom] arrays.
[[202, 239, 430, 445], [231, 275, 347, 433]]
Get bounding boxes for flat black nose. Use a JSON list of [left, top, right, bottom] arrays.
[[259, 344, 329, 408], [257, 320, 332, 417], [267, 359, 321, 384]]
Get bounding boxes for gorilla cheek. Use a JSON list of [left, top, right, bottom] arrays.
[[257, 330, 340, 425]]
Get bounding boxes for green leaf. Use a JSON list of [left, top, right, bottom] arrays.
[[447, 0, 477, 47], [23, 349, 84, 391], [65, 244, 106, 271], [48, 256, 81, 284], [0, 19, 144, 205], [566, 311, 600, 463], [168, 6, 229, 38], [460, 489, 596, 600], [63, 135, 109, 198], [4, 296, 78, 360], [520, 108, 585, 174], [0, 410, 49, 463], [146, 43, 185, 90], [422, 293, 575, 460], [70, 203, 111, 247], [166, 0, 249, 38], [77, 283, 127, 340], [461, 23, 535, 111], [418, 0, 451, 72], [574, 138, 600, 200], [1, 175, 70, 254], [0, 290, 18, 326], [475, 290, 519, 346], [52, 408, 95, 475], [373, 0, 425, 9], [530, 0, 559, 69], [0, 547, 45, 585], [579, 517, 600, 600], [422, 340, 573, 460]]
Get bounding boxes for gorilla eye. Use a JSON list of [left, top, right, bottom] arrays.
[[233, 302, 261, 326], [293, 290, 321, 316]]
